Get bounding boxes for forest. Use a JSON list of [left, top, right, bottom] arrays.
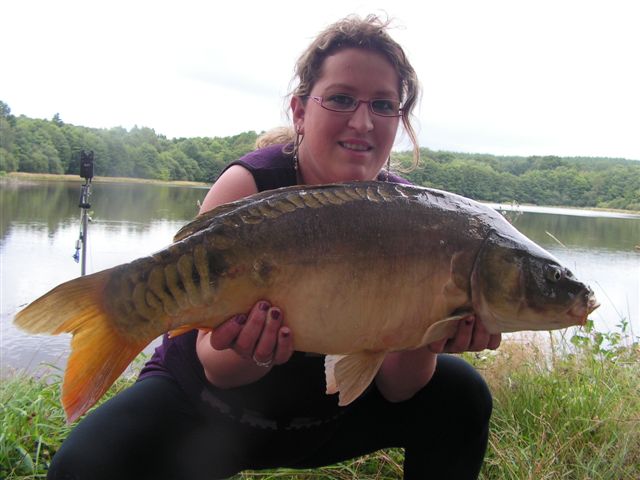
[[1, 101, 639, 210]]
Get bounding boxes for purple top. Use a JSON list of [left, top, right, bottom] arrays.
[[138, 144, 410, 427]]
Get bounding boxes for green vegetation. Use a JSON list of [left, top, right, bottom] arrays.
[[394, 151, 640, 211], [2, 324, 638, 480], [0, 101, 258, 183], [476, 323, 639, 479], [1, 101, 639, 210]]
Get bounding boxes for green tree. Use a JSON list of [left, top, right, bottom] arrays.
[[130, 143, 161, 179], [13, 117, 62, 173], [0, 147, 18, 172], [0, 103, 17, 172], [0, 100, 16, 126], [51, 113, 64, 127]]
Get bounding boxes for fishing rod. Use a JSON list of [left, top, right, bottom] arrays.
[[73, 150, 94, 275]]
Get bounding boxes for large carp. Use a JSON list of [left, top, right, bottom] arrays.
[[15, 181, 598, 422]]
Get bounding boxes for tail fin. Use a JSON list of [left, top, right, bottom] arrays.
[[14, 269, 148, 423]]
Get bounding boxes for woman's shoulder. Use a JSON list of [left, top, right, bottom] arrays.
[[224, 144, 297, 192], [234, 144, 293, 171]]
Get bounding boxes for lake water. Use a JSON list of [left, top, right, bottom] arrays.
[[1, 179, 639, 374]]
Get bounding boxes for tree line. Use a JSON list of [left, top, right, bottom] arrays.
[[395, 150, 640, 211], [1, 101, 638, 210], [0, 102, 256, 183]]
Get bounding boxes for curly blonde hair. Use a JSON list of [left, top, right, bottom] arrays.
[[257, 14, 421, 166]]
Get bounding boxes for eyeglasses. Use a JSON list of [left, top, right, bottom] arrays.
[[308, 94, 402, 117]]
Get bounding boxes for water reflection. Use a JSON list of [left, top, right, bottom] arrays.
[[511, 211, 639, 252], [1, 180, 207, 241]]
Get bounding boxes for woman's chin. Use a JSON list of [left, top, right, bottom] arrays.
[[332, 165, 382, 183]]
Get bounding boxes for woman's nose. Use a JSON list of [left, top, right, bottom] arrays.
[[347, 102, 374, 133]]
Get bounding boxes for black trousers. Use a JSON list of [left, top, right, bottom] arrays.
[[47, 355, 492, 480]]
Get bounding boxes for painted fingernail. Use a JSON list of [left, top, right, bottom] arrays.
[[270, 309, 281, 321], [235, 314, 247, 325], [280, 328, 290, 338], [259, 301, 270, 312]]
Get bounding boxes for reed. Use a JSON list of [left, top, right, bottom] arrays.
[[1, 327, 638, 479]]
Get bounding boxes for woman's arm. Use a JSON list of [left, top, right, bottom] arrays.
[[195, 165, 294, 389], [375, 315, 501, 402], [198, 164, 259, 212]]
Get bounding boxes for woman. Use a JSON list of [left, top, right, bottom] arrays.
[[48, 14, 500, 480]]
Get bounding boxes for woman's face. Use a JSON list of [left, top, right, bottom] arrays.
[[291, 48, 401, 185]]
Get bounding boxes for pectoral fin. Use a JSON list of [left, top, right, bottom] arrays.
[[325, 352, 386, 406], [421, 313, 470, 345]]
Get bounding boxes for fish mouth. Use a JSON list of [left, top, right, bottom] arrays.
[[568, 289, 600, 326]]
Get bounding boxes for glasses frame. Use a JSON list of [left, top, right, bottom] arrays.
[[308, 95, 402, 117]]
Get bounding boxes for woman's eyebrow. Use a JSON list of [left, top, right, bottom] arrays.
[[319, 84, 399, 98]]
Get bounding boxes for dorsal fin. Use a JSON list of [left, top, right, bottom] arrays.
[[173, 186, 303, 241], [173, 181, 400, 242], [173, 201, 243, 242]]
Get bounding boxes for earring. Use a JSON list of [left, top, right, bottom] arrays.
[[293, 126, 303, 173]]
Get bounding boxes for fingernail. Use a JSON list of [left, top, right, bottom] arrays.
[[235, 314, 247, 325], [280, 328, 290, 338], [465, 315, 475, 325], [269, 309, 281, 321], [259, 301, 270, 312]]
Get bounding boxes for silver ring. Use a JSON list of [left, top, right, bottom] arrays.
[[252, 354, 273, 368]]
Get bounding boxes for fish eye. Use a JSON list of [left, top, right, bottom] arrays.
[[545, 265, 563, 283]]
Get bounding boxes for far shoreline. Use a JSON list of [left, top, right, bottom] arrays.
[[2, 171, 639, 215], [1, 171, 210, 188]]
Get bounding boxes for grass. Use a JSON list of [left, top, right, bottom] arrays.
[[1, 327, 638, 480], [475, 331, 639, 480]]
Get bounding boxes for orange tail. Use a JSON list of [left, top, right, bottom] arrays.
[[14, 269, 149, 423]]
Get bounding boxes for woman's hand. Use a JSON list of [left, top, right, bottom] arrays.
[[427, 314, 501, 354], [210, 300, 294, 366], [196, 300, 294, 388]]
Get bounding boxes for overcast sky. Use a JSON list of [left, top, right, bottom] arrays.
[[3, 0, 639, 160]]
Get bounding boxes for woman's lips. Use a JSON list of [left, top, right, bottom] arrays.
[[339, 140, 373, 152]]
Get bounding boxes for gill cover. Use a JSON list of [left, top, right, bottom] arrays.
[[470, 229, 586, 333], [470, 230, 525, 332]]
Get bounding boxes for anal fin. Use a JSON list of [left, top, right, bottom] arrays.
[[325, 351, 386, 406]]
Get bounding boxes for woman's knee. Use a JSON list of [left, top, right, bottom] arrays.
[[47, 430, 115, 480], [47, 377, 191, 480], [412, 355, 493, 429], [47, 443, 77, 479]]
